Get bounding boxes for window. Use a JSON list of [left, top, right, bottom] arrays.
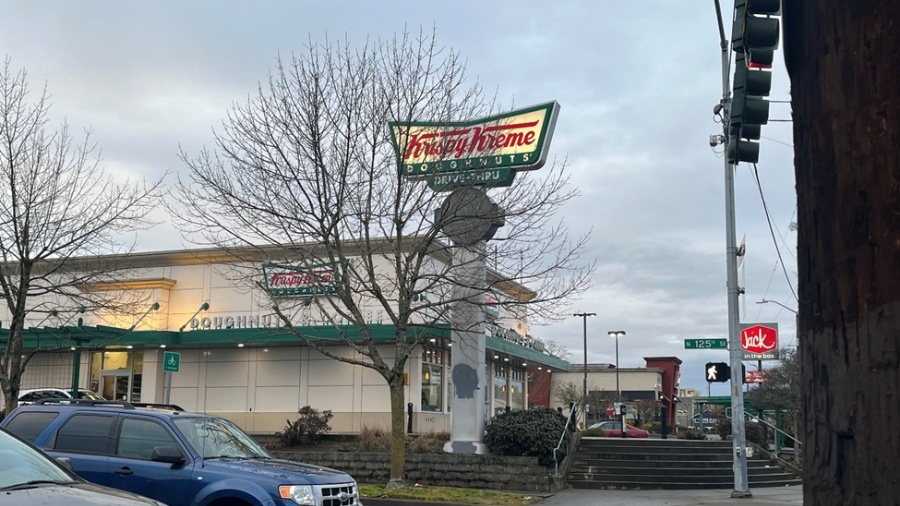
[[117, 418, 179, 460], [421, 349, 443, 412], [510, 369, 525, 412], [493, 364, 508, 415], [4, 412, 59, 443], [53, 414, 115, 454], [172, 417, 269, 459]]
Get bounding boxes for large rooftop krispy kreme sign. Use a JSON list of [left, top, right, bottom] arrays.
[[390, 101, 559, 180]]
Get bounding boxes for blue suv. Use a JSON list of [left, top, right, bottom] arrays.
[[1, 400, 362, 506]]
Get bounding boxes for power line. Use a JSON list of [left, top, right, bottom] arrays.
[[749, 164, 798, 303], [760, 135, 794, 148]]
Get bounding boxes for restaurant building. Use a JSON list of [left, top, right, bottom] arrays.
[[1, 244, 568, 434]]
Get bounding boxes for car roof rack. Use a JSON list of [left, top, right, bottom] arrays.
[[31, 399, 186, 412], [131, 402, 185, 411], [33, 399, 137, 409]]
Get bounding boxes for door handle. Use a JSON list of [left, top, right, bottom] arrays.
[[114, 467, 134, 475]]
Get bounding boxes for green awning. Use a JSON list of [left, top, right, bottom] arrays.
[[3, 322, 567, 371]]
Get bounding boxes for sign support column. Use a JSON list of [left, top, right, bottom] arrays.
[[444, 242, 489, 454], [438, 187, 504, 455]]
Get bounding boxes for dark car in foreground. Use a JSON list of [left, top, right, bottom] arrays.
[[587, 420, 652, 438], [0, 426, 164, 505], [1, 400, 362, 506]]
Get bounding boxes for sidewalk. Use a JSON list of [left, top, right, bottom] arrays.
[[535, 485, 803, 505]]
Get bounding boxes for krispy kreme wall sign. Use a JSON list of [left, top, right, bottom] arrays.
[[390, 101, 560, 180], [262, 262, 339, 297]]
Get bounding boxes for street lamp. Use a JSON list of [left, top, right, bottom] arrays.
[[756, 299, 797, 314], [608, 331, 626, 401], [574, 313, 596, 426], [757, 299, 800, 346]]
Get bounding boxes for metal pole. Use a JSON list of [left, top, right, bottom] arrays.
[[583, 317, 588, 403], [165, 371, 172, 404], [574, 313, 596, 428], [615, 335, 620, 402], [714, 0, 751, 497]]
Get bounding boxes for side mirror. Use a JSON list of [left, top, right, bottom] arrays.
[[151, 446, 186, 464], [55, 457, 73, 471]]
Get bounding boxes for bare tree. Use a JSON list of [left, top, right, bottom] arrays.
[[542, 339, 573, 362], [628, 399, 657, 427], [0, 58, 163, 415], [554, 382, 586, 412], [747, 348, 801, 461], [784, 3, 900, 504], [172, 30, 592, 487]]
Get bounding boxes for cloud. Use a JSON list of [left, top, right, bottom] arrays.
[[0, 1, 797, 396]]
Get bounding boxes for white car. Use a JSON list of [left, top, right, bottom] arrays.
[[18, 388, 105, 405]]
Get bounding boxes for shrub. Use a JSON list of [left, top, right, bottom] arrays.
[[356, 427, 450, 454], [677, 428, 707, 440], [642, 421, 661, 434], [580, 428, 606, 437], [357, 426, 391, 452], [746, 422, 768, 446], [407, 431, 450, 453], [716, 418, 732, 439], [278, 406, 333, 447], [484, 408, 568, 467], [716, 419, 768, 446]]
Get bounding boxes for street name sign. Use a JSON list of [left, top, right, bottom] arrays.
[[684, 338, 728, 349]]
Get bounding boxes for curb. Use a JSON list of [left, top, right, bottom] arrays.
[[363, 499, 465, 506]]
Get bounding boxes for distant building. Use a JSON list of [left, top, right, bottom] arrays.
[[551, 356, 682, 428]]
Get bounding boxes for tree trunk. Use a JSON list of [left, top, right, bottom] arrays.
[[784, 3, 900, 504], [385, 382, 407, 488]]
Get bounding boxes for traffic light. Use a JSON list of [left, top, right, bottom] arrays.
[[705, 362, 730, 383], [727, 0, 781, 165]]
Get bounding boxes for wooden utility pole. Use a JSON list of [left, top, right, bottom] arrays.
[[784, 3, 900, 504]]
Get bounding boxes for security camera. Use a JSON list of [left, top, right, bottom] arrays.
[[709, 134, 721, 147], [713, 103, 724, 116]]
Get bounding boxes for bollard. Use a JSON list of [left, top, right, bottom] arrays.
[[407, 402, 413, 434], [661, 405, 668, 439]]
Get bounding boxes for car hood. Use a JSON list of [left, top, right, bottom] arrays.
[[2, 482, 164, 505], [202, 457, 353, 485]]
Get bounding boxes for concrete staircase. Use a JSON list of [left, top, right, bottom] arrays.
[[567, 437, 801, 490]]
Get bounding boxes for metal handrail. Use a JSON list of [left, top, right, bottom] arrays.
[[738, 410, 801, 455], [553, 402, 578, 475]]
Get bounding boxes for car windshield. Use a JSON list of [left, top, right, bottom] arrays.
[[0, 431, 76, 489], [76, 390, 104, 401], [173, 417, 271, 459]]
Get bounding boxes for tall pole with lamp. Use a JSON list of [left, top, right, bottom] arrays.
[[608, 330, 626, 401], [608, 330, 626, 437], [574, 313, 596, 428]]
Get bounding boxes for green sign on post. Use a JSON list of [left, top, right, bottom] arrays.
[[163, 351, 181, 373], [684, 338, 728, 349]]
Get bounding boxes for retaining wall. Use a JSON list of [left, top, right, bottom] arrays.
[[271, 451, 556, 492]]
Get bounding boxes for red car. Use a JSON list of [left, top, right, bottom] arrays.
[[587, 421, 651, 438]]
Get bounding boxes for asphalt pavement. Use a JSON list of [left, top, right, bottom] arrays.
[[534, 485, 803, 505]]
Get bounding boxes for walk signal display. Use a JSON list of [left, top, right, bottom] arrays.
[[705, 362, 750, 383], [706, 362, 730, 382]]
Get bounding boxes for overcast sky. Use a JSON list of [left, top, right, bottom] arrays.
[[1, 1, 797, 395]]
